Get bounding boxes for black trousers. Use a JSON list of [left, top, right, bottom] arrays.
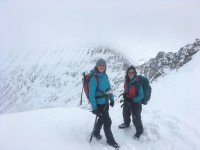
[[123, 101, 143, 134], [94, 104, 115, 143]]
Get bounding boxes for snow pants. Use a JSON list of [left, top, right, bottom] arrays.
[[123, 101, 143, 134], [94, 104, 116, 143]]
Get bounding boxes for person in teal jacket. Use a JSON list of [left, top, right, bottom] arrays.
[[118, 65, 144, 140], [89, 58, 119, 149]]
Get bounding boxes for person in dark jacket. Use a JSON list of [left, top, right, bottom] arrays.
[[89, 58, 120, 148], [118, 65, 144, 140]]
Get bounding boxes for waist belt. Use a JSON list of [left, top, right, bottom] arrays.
[[95, 94, 108, 99]]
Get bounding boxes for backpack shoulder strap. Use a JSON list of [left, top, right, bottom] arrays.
[[92, 74, 103, 94], [131, 76, 142, 90], [105, 73, 108, 79], [93, 74, 99, 86]]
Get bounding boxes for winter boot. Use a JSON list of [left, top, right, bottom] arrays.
[[118, 123, 130, 129], [106, 141, 120, 149], [93, 133, 102, 140], [133, 132, 142, 140]]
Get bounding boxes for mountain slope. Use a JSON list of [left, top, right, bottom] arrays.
[[0, 52, 200, 150], [137, 38, 200, 82], [0, 39, 199, 114], [0, 46, 130, 113]]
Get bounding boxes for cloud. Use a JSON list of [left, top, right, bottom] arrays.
[[0, 0, 200, 60]]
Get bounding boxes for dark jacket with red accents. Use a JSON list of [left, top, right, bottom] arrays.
[[124, 76, 144, 103]]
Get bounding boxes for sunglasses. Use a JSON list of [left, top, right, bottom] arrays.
[[128, 72, 135, 75]]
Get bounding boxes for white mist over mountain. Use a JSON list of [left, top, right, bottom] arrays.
[[0, 1, 200, 149], [1, 0, 200, 61]]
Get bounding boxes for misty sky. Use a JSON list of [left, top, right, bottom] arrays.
[[0, 0, 200, 60]]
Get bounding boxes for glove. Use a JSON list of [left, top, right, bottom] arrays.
[[123, 93, 132, 103], [123, 93, 127, 100], [92, 109, 102, 117], [125, 97, 132, 103], [110, 101, 114, 107]]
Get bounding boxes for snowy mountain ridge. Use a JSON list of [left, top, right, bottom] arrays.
[[0, 50, 200, 150], [0, 46, 130, 113], [0, 39, 199, 114], [137, 38, 200, 82]]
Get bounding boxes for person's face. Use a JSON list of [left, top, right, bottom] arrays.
[[98, 65, 106, 72], [128, 69, 135, 80]]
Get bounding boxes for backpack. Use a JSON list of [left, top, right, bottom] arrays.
[[134, 75, 152, 105], [82, 72, 99, 101], [80, 72, 108, 105]]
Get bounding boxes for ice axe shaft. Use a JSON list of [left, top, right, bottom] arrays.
[[89, 115, 98, 142]]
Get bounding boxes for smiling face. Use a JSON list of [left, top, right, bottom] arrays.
[[97, 64, 106, 72], [128, 69, 135, 80]]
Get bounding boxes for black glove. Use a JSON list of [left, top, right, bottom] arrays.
[[125, 97, 132, 103], [123, 93, 127, 100], [110, 101, 114, 107], [123, 93, 132, 103], [92, 109, 102, 117]]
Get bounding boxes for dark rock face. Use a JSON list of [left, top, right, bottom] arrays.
[[137, 39, 200, 82]]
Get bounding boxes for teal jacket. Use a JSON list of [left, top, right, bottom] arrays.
[[89, 69, 114, 110], [125, 76, 144, 103]]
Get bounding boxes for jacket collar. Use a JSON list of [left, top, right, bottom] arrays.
[[90, 69, 105, 77]]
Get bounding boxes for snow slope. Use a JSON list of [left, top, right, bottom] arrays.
[[0, 52, 200, 150], [0, 39, 199, 114], [0, 47, 130, 113]]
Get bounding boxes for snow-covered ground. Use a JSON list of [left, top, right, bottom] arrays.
[[0, 52, 200, 150]]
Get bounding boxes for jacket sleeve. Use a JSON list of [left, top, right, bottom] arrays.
[[107, 78, 114, 101], [89, 77, 97, 110], [133, 84, 144, 103]]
